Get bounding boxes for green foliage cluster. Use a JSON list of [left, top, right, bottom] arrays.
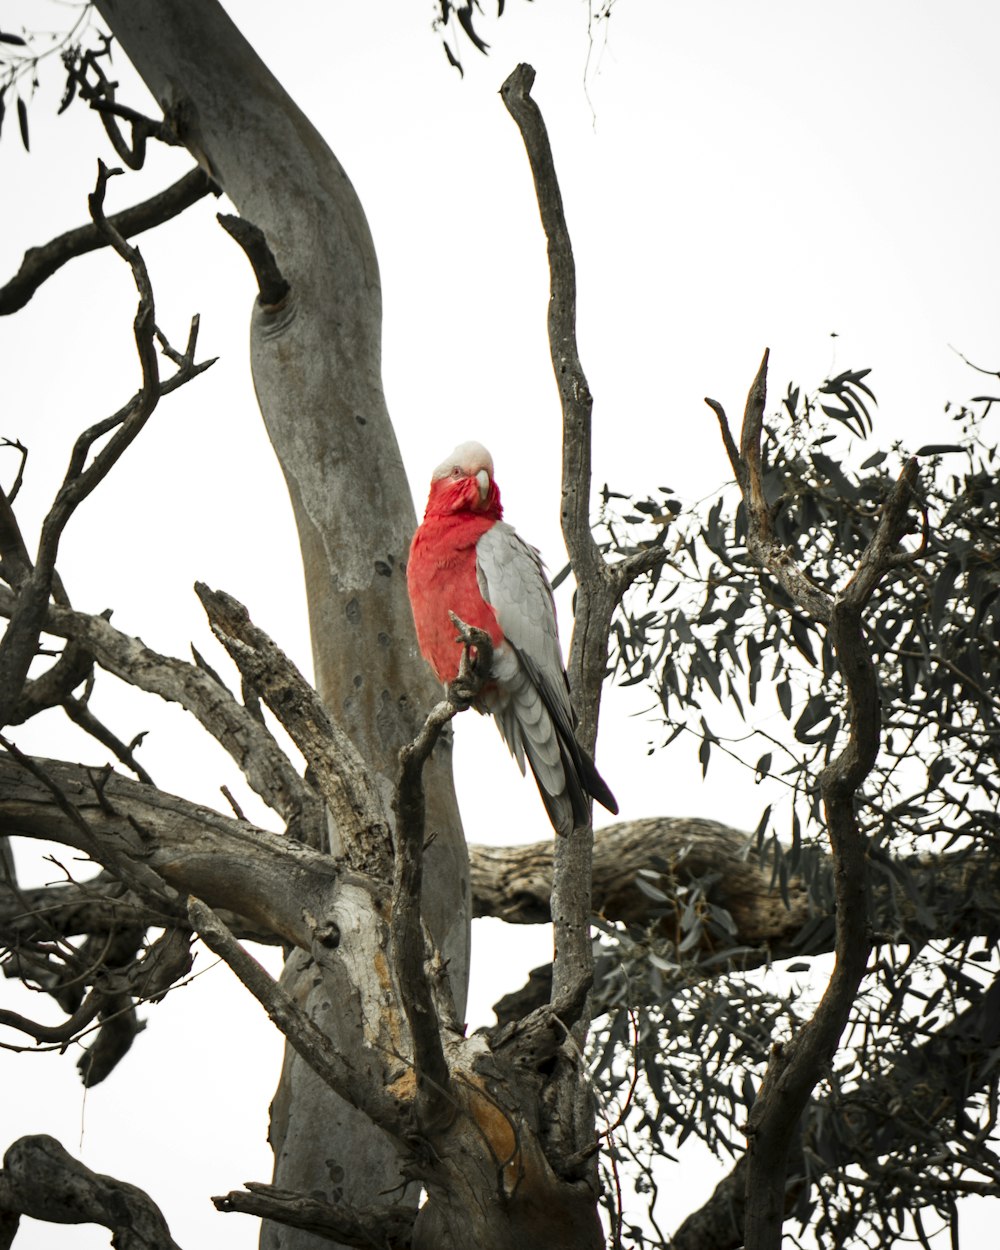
[[592, 365, 1000, 1247]]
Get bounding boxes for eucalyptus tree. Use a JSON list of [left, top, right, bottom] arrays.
[[0, 5, 998, 1250]]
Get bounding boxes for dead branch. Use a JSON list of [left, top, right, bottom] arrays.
[[62, 695, 155, 785], [213, 1182, 412, 1248], [500, 68, 668, 1079], [4, 640, 92, 725], [0, 869, 279, 952], [0, 160, 213, 731], [0, 753, 346, 953], [217, 213, 290, 307], [0, 585, 317, 827], [0, 1134, 181, 1250], [499, 62, 664, 741], [66, 38, 183, 170], [705, 353, 833, 625], [0, 167, 217, 315], [500, 64, 601, 594], [392, 618, 493, 1129], [196, 583, 393, 878]]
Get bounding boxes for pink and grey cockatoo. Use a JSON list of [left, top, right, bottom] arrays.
[[406, 440, 617, 837]]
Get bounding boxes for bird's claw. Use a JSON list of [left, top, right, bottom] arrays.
[[447, 612, 494, 707]]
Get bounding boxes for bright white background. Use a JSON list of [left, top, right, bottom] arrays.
[[1, 1, 998, 1245]]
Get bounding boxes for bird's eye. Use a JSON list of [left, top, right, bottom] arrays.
[[450, 466, 462, 478]]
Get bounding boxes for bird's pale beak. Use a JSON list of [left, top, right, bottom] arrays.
[[475, 468, 490, 500]]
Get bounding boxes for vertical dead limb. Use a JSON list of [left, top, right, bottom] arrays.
[[500, 61, 664, 1027], [708, 359, 919, 1250], [391, 620, 492, 1130], [501, 64, 666, 1184]]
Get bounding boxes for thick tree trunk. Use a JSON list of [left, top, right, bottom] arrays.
[[92, 4, 469, 1245]]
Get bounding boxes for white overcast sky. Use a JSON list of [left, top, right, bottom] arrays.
[[2, 2, 999, 1247]]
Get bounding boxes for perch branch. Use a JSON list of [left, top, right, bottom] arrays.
[[392, 615, 493, 1128]]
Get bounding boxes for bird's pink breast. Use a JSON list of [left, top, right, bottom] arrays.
[[407, 513, 504, 683]]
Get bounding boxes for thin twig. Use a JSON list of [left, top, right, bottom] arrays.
[[0, 161, 211, 730], [0, 167, 216, 316]]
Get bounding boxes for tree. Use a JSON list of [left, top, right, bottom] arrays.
[[1, 3, 999, 1249]]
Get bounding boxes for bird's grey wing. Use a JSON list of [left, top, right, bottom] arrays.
[[474, 523, 568, 699], [475, 522, 619, 834], [475, 523, 583, 835]]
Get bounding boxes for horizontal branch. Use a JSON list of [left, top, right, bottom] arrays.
[[3, 762, 993, 980], [0, 167, 217, 315], [0, 1135, 181, 1250], [0, 754, 344, 953], [1, 870, 279, 948], [213, 1181, 412, 1248]]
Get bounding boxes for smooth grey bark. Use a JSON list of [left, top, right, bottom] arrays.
[[91, 4, 468, 1246]]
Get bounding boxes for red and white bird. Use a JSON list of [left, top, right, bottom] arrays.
[[406, 440, 617, 837]]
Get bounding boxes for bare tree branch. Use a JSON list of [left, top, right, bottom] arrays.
[[0, 160, 213, 731], [391, 619, 493, 1129], [65, 38, 183, 170], [500, 64, 601, 595], [705, 353, 834, 625], [0, 1134, 182, 1250], [216, 212, 290, 308], [0, 754, 346, 952], [62, 694, 155, 785], [1, 869, 279, 951], [196, 583, 393, 878], [0, 585, 317, 827], [213, 1182, 412, 1248], [0, 167, 217, 315]]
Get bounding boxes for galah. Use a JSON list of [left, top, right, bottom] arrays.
[[406, 440, 617, 837]]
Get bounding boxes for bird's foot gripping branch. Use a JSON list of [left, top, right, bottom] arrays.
[[445, 611, 495, 708]]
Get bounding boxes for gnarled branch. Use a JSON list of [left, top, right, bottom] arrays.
[[0, 1135, 181, 1250]]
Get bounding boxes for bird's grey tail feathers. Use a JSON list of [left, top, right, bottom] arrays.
[[483, 643, 617, 837]]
